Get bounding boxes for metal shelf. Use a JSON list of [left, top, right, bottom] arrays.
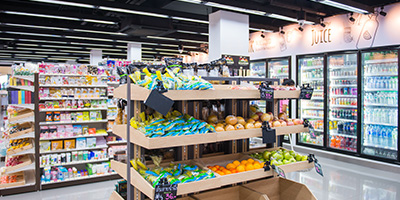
[[364, 58, 397, 64], [40, 133, 108, 141], [8, 104, 35, 110], [364, 88, 398, 92], [302, 115, 324, 119], [40, 145, 109, 154], [107, 141, 127, 145], [302, 106, 324, 110], [329, 131, 357, 138], [40, 97, 107, 101], [330, 94, 357, 98], [301, 65, 324, 70], [7, 85, 35, 92], [364, 121, 397, 126], [41, 172, 118, 185], [330, 118, 357, 122], [330, 76, 357, 79], [363, 143, 397, 151], [302, 77, 324, 81], [329, 65, 357, 69], [330, 84, 357, 87], [40, 107, 107, 112], [39, 119, 108, 125], [12, 75, 35, 82], [364, 103, 398, 108], [40, 85, 108, 88], [364, 73, 398, 77], [40, 157, 110, 168], [330, 105, 357, 108], [39, 73, 107, 77]]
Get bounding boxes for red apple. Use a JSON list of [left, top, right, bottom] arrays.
[[280, 121, 287, 126], [287, 121, 294, 126], [272, 121, 281, 127], [293, 119, 301, 125]]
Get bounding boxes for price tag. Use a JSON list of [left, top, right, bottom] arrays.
[[299, 84, 314, 100], [262, 122, 276, 144], [274, 165, 286, 178], [306, 121, 316, 139], [308, 154, 323, 177], [259, 82, 274, 102], [154, 178, 177, 200], [144, 90, 174, 116]]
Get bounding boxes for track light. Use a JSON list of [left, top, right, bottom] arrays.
[[280, 30, 285, 34], [349, 13, 355, 22], [379, 7, 387, 16], [298, 27, 304, 32], [320, 18, 326, 27], [178, 44, 184, 54], [260, 31, 265, 38]]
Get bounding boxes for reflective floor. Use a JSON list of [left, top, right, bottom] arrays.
[[2, 154, 400, 200]]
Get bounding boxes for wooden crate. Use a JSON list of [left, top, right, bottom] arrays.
[[7, 138, 34, 156], [4, 154, 34, 173], [0, 172, 25, 189]]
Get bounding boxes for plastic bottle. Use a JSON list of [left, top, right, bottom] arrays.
[[381, 127, 388, 147], [371, 126, 377, 144]]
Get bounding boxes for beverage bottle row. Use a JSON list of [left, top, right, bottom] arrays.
[[303, 102, 323, 107], [331, 79, 357, 86], [364, 125, 398, 149], [301, 58, 323, 67], [329, 69, 357, 77], [331, 97, 357, 106], [365, 77, 398, 90], [365, 62, 398, 74], [329, 58, 356, 66], [303, 110, 324, 117], [330, 136, 357, 151], [330, 87, 357, 95], [331, 109, 357, 120], [364, 108, 398, 125], [310, 120, 323, 130], [363, 148, 397, 160], [364, 92, 398, 105], [302, 69, 323, 79], [305, 81, 323, 90]]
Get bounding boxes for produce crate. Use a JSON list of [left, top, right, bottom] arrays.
[[242, 177, 317, 200], [8, 109, 34, 123], [111, 160, 221, 200], [109, 191, 124, 200], [7, 138, 34, 156], [196, 153, 273, 186], [0, 172, 25, 189], [191, 186, 268, 200], [4, 154, 34, 173], [9, 122, 34, 139]]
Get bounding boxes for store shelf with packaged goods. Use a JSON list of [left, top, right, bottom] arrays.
[[302, 106, 324, 110], [330, 105, 358, 108], [330, 76, 357, 79], [113, 84, 302, 101], [39, 133, 108, 141], [39, 119, 108, 125], [8, 104, 35, 110], [108, 117, 116, 121], [364, 73, 398, 77], [363, 143, 397, 151], [39, 108, 107, 112], [40, 145, 109, 155], [40, 157, 110, 168], [302, 77, 324, 81], [364, 121, 397, 126], [107, 82, 120, 85], [330, 118, 357, 123], [4, 155, 35, 174], [302, 115, 324, 120], [12, 75, 35, 82], [364, 58, 397, 64], [39, 74, 108, 77], [0, 170, 36, 190], [7, 85, 35, 92], [329, 131, 357, 139], [40, 97, 108, 101], [41, 172, 118, 186], [329, 95, 357, 98], [301, 65, 324, 70], [364, 88, 398, 92], [112, 125, 309, 150], [10, 131, 35, 140], [107, 141, 127, 145], [329, 65, 357, 70], [330, 84, 357, 87], [40, 85, 108, 88], [310, 97, 324, 100]]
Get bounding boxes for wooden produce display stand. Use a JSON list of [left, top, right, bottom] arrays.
[[111, 81, 316, 200]]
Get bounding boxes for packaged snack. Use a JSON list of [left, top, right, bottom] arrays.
[[65, 125, 74, 136], [62, 77, 69, 85], [73, 125, 83, 135], [76, 112, 83, 121], [40, 126, 49, 139], [76, 138, 86, 149], [88, 89, 94, 98], [64, 112, 71, 122], [64, 139, 76, 149], [59, 100, 65, 109], [49, 126, 57, 138], [75, 88, 82, 98], [57, 125, 66, 137], [83, 100, 91, 108], [61, 88, 68, 98], [100, 88, 106, 97], [60, 112, 66, 122], [94, 88, 100, 98], [45, 101, 53, 109], [46, 112, 53, 121], [40, 141, 51, 152], [88, 128, 96, 135], [78, 100, 84, 108], [71, 100, 77, 109], [51, 140, 63, 150], [53, 101, 60, 109], [45, 76, 51, 85], [71, 112, 77, 122], [83, 112, 90, 121], [53, 112, 61, 122], [39, 103, 45, 111], [90, 111, 97, 121], [65, 100, 72, 109], [82, 89, 88, 98], [68, 88, 74, 98], [86, 137, 96, 148], [82, 125, 89, 135]]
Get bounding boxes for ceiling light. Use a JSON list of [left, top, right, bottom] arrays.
[[4, 31, 62, 37], [65, 36, 114, 42], [30, 0, 95, 8], [171, 17, 208, 24], [16, 47, 57, 51], [3, 11, 116, 24], [146, 36, 207, 44], [73, 29, 126, 35], [3, 23, 69, 31], [176, 30, 208, 36], [249, 28, 273, 32], [82, 19, 117, 25], [19, 39, 67, 44], [17, 44, 39, 47], [349, 13, 355, 22], [298, 27, 304, 32], [379, 7, 387, 17], [70, 42, 114, 47], [41, 45, 81, 49], [310, 0, 369, 14], [59, 50, 89, 54], [99, 6, 169, 18]]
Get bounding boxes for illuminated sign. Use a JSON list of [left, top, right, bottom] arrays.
[[311, 28, 332, 46]]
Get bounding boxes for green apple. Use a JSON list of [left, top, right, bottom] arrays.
[[301, 155, 308, 161], [289, 158, 297, 163], [284, 153, 293, 160], [270, 150, 276, 155], [283, 159, 291, 165], [272, 153, 283, 161], [275, 160, 283, 166], [289, 150, 296, 157], [295, 154, 303, 161], [263, 151, 271, 160], [270, 160, 279, 166]]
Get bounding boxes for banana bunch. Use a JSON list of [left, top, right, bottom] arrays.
[[130, 158, 147, 171], [150, 155, 162, 167], [129, 67, 213, 90], [130, 110, 215, 138]]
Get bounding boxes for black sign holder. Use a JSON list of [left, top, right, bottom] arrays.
[[299, 84, 314, 100], [154, 177, 178, 200], [308, 154, 323, 177], [144, 80, 174, 116], [259, 81, 274, 102]]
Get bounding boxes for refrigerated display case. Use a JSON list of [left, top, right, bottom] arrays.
[[297, 55, 325, 146], [361, 50, 398, 160], [249, 60, 266, 77], [267, 57, 290, 80], [327, 52, 358, 152]]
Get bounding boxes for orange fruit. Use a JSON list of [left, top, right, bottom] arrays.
[[226, 163, 236, 170], [253, 163, 262, 169], [240, 160, 248, 165], [253, 161, 261, 166], [207, 166, 212, 169], [245, 164, 254, 171], [219, 166, 225, 171], [233, 160, 240, 167], [216, 171, 225, 176], [225, 171, 232, 175], [236, 165, 245, 172], [231, 169, 237, 173], [247, 159, 255, 164], [211, 167, 217, 171]]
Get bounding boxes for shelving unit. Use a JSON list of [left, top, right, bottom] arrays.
[[110, 80, 315, 200]]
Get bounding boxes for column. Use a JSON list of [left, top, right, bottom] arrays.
[[90, 49, 102, 65], [127, 42, 142, 61]]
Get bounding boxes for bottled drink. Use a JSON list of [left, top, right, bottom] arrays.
[[372, 126, 378, 144], [376, 126, 382, 146], [381, 127, 388, 147], [387, 127, 393, 148]]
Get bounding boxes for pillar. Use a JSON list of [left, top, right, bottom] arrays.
[[127, 42, 142, 61], [90, 49, 102, 65]]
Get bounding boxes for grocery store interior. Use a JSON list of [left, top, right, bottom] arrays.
[[0, 0, 400, 199]]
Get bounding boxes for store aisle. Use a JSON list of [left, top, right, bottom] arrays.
[[2, 154, 400, 200]]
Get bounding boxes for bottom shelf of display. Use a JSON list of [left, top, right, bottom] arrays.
[[109, 191, 124, 200], [0, 170, 36, 190], [41, 172, 120, 190]]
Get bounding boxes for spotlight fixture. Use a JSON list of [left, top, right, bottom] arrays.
[[379, 7, 387, 16], [298, 26, 304, 32], [349, 13, 355, 22], [178, 44, 184, 54], [320, 18, 326, 27], [280, 30, 285, 34], [261, 31, 265, 38]]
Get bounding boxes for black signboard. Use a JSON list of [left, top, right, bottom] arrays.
[[262, 121, 276, 143], [154, 178, 177, 200], [259, 81, 274, 102], [299, 84, 314, 100]]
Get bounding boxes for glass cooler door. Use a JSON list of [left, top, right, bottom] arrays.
[[327, 53, 358, 152], [298, 56, 325, 146], [361, 50, 398, 160], [267, 58, 289, 80]]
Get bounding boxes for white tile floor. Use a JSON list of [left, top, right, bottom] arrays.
[[2, 154, 400, 200]]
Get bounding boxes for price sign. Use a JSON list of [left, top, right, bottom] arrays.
[[259, 82, 274, 102], [262, 122, 276, 144], [299, 84, 314, 100], [274, 165, 286, 178], [144, 81, 174, 117], [308, 154, 323, 177], [154, 178, 177, 200]]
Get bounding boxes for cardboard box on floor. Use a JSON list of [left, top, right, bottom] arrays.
[[243, 177, 317, 200], [191, 186, 268, 200]]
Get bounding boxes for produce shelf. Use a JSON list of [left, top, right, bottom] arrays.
[[4, 155, 35, 174], [41, 157, 110, 168], [8, 104, 35, 110], [111, 160, 221, 200], [40, 145, 108, 154], [109, 191, 124, 200], [112, 125, 309, 149], [7, 85, 35, 92], [114, 84, 301, 101]]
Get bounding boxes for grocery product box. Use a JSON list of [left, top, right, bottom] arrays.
[[191, 186, 268, 200], [242, 177, 317, 200], [51, 140, 63, 150]]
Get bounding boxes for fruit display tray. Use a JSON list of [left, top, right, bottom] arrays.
[[9, 125, 34, 139], [195, 153, 274, 186], [8, 110, 34, 123], [4, 154, 34, 173], [113, 125, 309, 149], [109, 191, 124, 200], [6, 138, 34, 156], [114, 84, 301, 101], [111, 160, 221, 200], [0, 172, 26, 189], [191, 185, 268, 200]]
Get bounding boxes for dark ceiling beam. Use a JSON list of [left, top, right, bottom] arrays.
[[269, 1, 327, 16], [324, 0, 374, 13]]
